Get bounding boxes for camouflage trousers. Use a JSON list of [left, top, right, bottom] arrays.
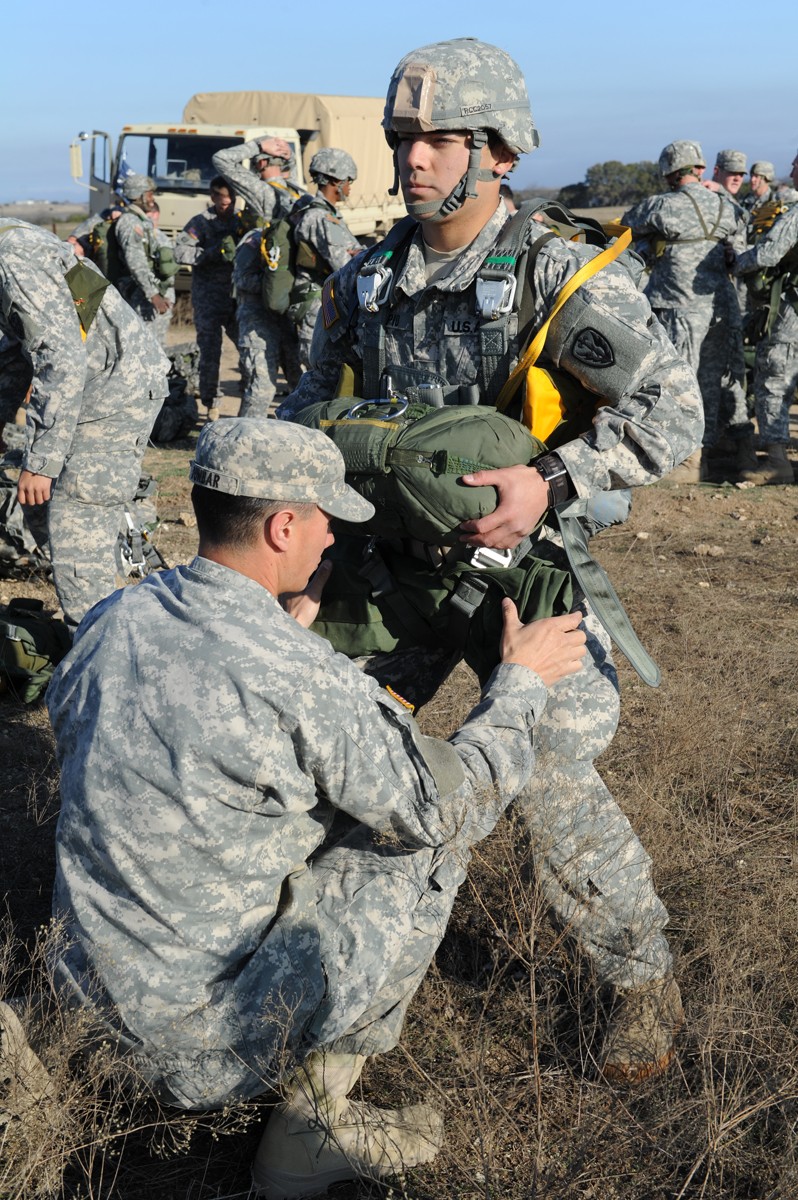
[[297, 298, 322, 369], [357, 601, 672, 993], [48, 405, 161, 632], [654, 306, 749, 447], [236, 301, 301, 419], [752, 307, 798, 444], [192, 287, 238, 402]]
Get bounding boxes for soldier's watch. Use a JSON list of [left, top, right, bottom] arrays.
[[534, 453, 574, 509]]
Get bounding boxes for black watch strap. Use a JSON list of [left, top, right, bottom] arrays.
[[534, 452, 574, 509]]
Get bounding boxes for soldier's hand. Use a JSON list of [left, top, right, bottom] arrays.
[[18, 470, 54, 507], [281, 559, 333, 628], [459, 464, 549, 549], [500, 600, 586, 686], [259, 136, 291, 159], [150, 294, 171, 314], [66, 236, 85, 258]]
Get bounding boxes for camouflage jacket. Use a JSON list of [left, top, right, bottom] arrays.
[[49, 556, 546, 1103], [212, 140, 305, 221], [232, 228, 265, 305], [622, 182, 744, 310], [293, 194, 362, 283], [279, 202, 703, 499], [0, 219, 168, 478], [735, 203, 798, 338], [114, 204, 161, 300]]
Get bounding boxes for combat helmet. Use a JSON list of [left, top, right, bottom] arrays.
[[309, 148, 358, 184], [120, 173, 154, 201], [658, 141, 705, 179], [383, 37, 539, 221]]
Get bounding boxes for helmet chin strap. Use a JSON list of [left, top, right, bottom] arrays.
[[392, 130, 496, 223]]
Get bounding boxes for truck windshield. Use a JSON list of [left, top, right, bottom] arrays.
[[116, 134, 244, 191]]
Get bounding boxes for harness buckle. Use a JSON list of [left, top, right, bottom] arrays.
[[356, 260, 394, 312], [475, 270, 517, 320], [467, 545, 514, 570]]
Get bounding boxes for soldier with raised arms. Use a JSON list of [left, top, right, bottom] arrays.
[[281, 39, 703, 1090]]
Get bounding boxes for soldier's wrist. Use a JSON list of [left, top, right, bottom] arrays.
[[533, 453, 575, 509]]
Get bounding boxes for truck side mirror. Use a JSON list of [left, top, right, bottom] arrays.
[[69, 141, 84, 183]]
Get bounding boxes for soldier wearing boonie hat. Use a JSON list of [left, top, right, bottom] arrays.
[[47, 410, 586, 1196]]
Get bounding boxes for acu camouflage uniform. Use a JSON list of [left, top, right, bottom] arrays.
[[622, 183, 748, 447], [233, 226, 302, 419], [0, 220, 168, 630], [175, 205, 242, 402], [735, 203, 798, 444], [114, 205, 173, 346], [212, 140, 305, 225], [49, 543, 548, 1108], [280, 198, 704, 993], [292, 194, 362, 367]]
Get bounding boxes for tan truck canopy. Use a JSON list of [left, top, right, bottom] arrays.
[[182, 92, 402, 216]]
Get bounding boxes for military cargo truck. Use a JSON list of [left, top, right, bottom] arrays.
[[70, 93, 406, 241]]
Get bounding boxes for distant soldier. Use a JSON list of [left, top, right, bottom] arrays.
[[175, 177, 243, 420], [733, 152, 798, 484], [744, 161, 777, 215], [114, 174, 174, 346], [291, 148, 362, 366], [706, 149, 748, 201], [622, 141, 750, 480], [0, 220, 168, 631], [212, 136, 305, 227]]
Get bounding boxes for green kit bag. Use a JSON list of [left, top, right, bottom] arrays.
[[0, 598, 70, 704]]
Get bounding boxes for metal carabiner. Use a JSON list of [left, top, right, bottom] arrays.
[[346, 395, 409, 420]]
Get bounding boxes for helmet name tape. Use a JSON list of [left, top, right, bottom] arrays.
[[461, 103, 493, 116]]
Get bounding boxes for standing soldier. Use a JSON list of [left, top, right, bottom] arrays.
[[281, 38, 703, 1084], [707, 149, 748, 199], [175, 177, 243, 420], [291, 148, 362, 366], [733, 152, 798, 484], [0, 220, 168, 632], [212, 136, 304, 227], [622, 141, 750, 480], [114, 174, 174, 346], [744, 162, 777, 216]]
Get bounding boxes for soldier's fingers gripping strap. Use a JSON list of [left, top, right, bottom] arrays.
[[545, 288, 658, 404]]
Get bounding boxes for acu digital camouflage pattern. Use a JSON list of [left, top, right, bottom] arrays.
[[736, 203, 798, 442], [383, 38, 538, 155], [213, 140, 306, 223], [0, 220, 168, 629], [279, 198, 703, 990], [622, 183, 748, 447], [119, 173, 154, 201], [233, 228, 301, 417], [175, 204, 242, 402], [715, 149, 748, 174], [309, 148, 357, 182], [49, 555, 548, 1107], [657, 140, 705, 177], [292, 195, 362, 366], [114, 204, 172, 346]]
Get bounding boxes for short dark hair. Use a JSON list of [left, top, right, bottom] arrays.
[[210, 175, 235, 201], [191, 485, 315, 547]]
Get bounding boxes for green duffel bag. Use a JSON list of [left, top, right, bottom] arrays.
[[294, 396, 545, 544]]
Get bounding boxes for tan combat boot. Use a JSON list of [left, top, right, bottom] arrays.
[[740, 443, 794, 485], [599, 976, 684, 1084], [667, 449, 705, 484], [252, 1051, 443, 1199]]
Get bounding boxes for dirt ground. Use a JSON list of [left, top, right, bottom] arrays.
[[1, 340, 798, 1198]]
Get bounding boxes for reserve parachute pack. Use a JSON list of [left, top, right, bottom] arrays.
[[260, 194, 332, 322], [304, 199, 659, 686], [744, 200, 798, 339], [0, 598, 70, 704]]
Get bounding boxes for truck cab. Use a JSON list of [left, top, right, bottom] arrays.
[[70, 124, 303, 237]]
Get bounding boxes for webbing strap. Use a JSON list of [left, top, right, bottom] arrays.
[[553, 497, 660, 687], [495, 228, 632, 414], [680, 187, 724, 242]]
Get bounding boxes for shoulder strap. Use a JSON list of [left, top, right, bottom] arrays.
[[495, 227, 632, 414], [355, 216, 418, 397]]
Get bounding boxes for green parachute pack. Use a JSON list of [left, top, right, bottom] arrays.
[[260, 195, 331, 322], [0, 598, 70, 705]]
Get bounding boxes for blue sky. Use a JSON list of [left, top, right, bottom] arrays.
[[2, 0, 794, 203]]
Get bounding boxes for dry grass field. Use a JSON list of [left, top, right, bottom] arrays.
[[1, 355, 797, 1198]]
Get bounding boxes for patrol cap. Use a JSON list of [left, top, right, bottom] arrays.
[[715, 149, 747, 173], [750, 160, 775, 181], [120, 173, 154, 200], [658, 141, 705, 177], [189, 418, 374, 522]]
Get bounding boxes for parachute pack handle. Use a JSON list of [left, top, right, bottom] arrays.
[[495, 226, 632, 417]]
